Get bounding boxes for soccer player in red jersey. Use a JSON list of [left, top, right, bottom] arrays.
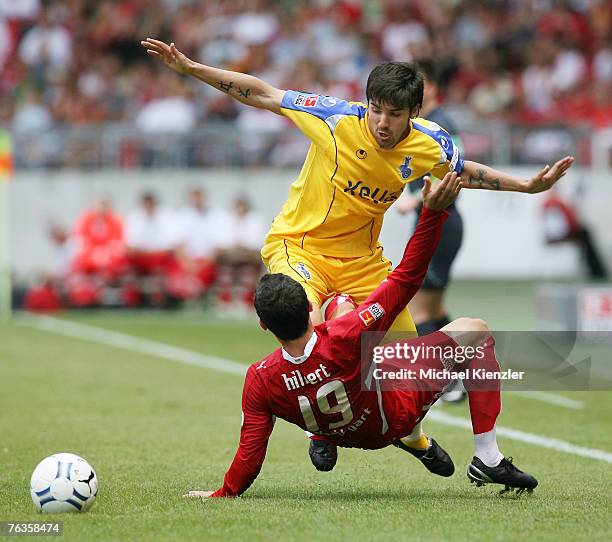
[[187, 172, 538, 498]]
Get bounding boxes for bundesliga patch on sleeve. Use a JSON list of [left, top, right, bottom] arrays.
[[449, 145, 460, 171], [359, 303, 385, 327], [294, 94, 319, 107]]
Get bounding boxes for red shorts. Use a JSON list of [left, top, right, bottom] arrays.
[[128, 251, 175, 275], [72, 248, 127, 279], [380, 331, 461, 441]]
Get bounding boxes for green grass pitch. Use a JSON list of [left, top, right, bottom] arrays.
[[1, 281, 611, 541]]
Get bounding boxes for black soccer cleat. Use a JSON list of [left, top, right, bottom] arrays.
[[467, 456, 538, 495], [309, 440, 337, 472], [394, 437, 455, 477]]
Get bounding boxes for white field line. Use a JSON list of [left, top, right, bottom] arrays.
[[505, 391, 584, 410], [16, 314, 247, 376], [17, 315, 612, 465], [427, 411, 612, 464]]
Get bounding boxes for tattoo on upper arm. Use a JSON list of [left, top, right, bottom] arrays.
[[218, 80, 233, 93], [468, 169, 501, 190]]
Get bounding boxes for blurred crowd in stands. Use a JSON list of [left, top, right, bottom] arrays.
[[22, 187, 267, 311], [1, 0, 611, 138]]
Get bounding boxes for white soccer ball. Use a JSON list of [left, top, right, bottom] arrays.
[[30, 453, 98, 513]]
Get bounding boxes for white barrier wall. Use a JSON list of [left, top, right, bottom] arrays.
[[10, 167, 612, 280], [380, 167, 611, 278]]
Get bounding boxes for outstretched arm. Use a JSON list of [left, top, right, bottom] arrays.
[[141, 38, 285, 113], [340, 173, 460, 335], [185, 365, 274, 499], [461, 156, 574, 194]]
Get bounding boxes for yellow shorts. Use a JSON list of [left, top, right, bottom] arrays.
[[261, 237, 416, 334]]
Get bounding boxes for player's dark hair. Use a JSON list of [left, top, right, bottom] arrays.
[[366, 62, 423, 112], [254, 274, 310, 341]]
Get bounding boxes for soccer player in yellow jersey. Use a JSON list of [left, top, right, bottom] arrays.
[[141, 38, 574, 470], [141, 38, 573, 328]]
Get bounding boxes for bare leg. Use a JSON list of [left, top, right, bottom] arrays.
[[439, 317, 490, 351], [326, 300, 355, 320], [310, 303, 323, 325]]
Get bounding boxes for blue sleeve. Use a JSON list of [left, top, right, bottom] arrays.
[[281, 91, 365, 122], [412, 120, 464, 174]]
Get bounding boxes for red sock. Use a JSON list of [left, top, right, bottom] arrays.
[[464, 336, 502, 435]]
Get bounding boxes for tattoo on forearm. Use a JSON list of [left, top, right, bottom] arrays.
[[217, 81, 252, 100], [468, 169, 501, 190], [218, 80, 233, 93], [237, 86, 251, 98]]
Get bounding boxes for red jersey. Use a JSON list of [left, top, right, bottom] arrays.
[[72, 208, 126, 275], [213, 207, 448, 497], [74, 209, 124, 249]]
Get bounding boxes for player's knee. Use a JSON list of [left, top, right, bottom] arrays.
[[444, 317, 490, 348], [446, 317, 482, 331], [469, 318, 489, 334], [465, 318, 490, 345], [310, 303, 324, 325]]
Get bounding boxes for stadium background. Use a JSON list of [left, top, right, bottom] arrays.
[[2, 0, 612, 315], [1, 1, 611, 540]]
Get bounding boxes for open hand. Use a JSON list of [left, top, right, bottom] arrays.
[[422, 172, 461, 212], [524, 156, 574, 194], [140, 38, 192, 75]]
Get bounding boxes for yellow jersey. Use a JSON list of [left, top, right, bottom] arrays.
[[267, 91, 464, 258]]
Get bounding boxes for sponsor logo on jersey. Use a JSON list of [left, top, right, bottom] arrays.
[[294, 94, 319, 107], [356, 149, 367, 159], [296, 262, 311, 280], [305, 95, 318, 107], [311, 407, 371, 437], [282, 363, 331, 391], [321, 96, 338, 107], [344, 180, 402, 205], [359, 303, 385, 327], [399, 156, 413, 179], [439, 135, 451, 150]]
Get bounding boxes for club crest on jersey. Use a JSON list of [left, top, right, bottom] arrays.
[[440, 135, 452, 151], [294, 94, 319, 107], [359, 303, 385, 327], [399, 156, 413, 179], [321, 96, 338, 107], [296, 262, 311, 280]]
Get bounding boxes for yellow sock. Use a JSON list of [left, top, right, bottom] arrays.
[[400, 434, 430, 451]]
